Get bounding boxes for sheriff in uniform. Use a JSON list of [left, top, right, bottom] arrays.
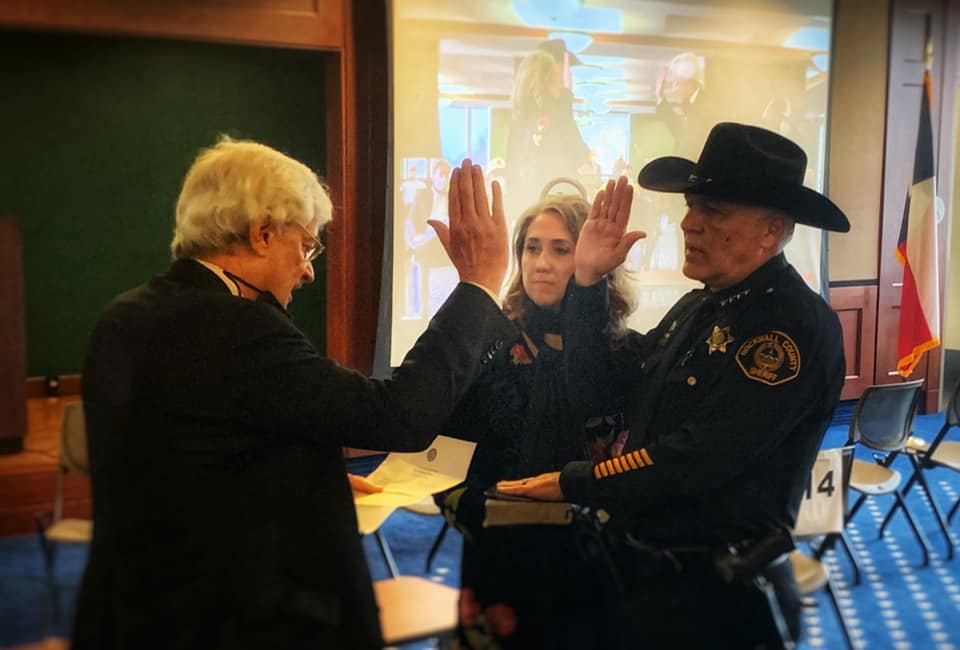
[[499, 123, 851, 649]]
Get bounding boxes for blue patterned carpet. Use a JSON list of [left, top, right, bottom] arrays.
[[798, 409, 960, 650], [1, 406, 958, 649]]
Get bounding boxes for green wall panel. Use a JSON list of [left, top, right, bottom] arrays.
[[0, 29, 329, 376]]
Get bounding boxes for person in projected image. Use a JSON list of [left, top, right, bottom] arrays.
[[505, 40, 591, 220], [436, 193, 639, 649], [498, 123, 851, 648], [656, 51, 712, 160], [73, 140, 514, 650], [402, 172, 446, 319]]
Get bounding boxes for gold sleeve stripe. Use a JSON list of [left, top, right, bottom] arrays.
[[593, 448, 659, 481]]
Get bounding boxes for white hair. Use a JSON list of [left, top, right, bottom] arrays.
[[768, 209, 795, 251], [171, 137, 332, 259]]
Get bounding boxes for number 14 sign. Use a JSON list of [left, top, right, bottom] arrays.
[[794, 447, 845, 537]]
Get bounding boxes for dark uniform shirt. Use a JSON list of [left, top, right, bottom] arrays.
[[560, 253, 845, 547]]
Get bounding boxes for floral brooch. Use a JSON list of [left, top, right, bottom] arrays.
[[509, 343, 533, 366]]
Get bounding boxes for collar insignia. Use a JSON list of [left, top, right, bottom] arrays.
[[659, 320, 679, 347], [719, 288, 750, 307], [706, 325, 735, 355]]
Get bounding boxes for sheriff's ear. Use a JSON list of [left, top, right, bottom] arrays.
[[762, 212, 787, 250], [248, 216, 274, 256], [768, 216, 784, 238]]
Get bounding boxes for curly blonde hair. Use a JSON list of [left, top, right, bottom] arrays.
[[502, 194, 637, 338]]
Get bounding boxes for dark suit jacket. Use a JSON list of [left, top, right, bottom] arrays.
[[72, 259, 514, 650]]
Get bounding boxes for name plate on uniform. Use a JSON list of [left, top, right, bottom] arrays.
[[794, 447, 844, 537]]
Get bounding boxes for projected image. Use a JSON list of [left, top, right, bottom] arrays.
[[390, 0, 833, 366]]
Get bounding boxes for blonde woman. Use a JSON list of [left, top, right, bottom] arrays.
[[439, 192, 637, 649]]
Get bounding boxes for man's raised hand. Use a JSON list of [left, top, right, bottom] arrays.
[[429, 159, 508, 295]]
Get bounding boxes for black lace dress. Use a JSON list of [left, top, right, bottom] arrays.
[[440, 302, 628, 650]]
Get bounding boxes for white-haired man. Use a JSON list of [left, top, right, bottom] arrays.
[[73, 139, 512, 650]]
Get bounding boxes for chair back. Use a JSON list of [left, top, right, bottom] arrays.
[[540, 177, 588, 200], [60, 401, 89, 475], [925, 379, 960, 455], [847, 380, 924, 452], [946, 380, 960, 428]]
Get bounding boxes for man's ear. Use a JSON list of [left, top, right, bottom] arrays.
[[762, 213, 785, 251], [248, 216, 273, 257]]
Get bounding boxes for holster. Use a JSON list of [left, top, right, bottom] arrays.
[[573, 512, 796, 592], [712, 528, 795, 585], [571, 514, 798, 649]]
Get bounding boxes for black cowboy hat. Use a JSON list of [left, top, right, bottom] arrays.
[[538, 39, 583, 67], [637, 122, 850, 232]]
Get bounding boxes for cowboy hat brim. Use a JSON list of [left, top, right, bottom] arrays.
[[638, 156, 851, 233]]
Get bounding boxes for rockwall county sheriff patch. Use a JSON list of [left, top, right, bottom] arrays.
[[735, 331, 801, 386]]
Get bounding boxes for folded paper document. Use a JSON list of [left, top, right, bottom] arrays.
[[355, 504, 396, 536], [353, 433, 475, 506], [354, 436, 476, 534]]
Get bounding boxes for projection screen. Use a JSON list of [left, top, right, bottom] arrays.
[[385, 0, 834, 367]]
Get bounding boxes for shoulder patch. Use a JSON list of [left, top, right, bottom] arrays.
[[735, 330, 801, 386]]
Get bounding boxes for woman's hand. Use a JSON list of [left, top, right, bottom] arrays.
[[574, 176, 645, 286], [496, 471, 564, 501]]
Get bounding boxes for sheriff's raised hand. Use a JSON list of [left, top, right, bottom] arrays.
[[429, 159, 508, 295], [574, 176, 645, 286]]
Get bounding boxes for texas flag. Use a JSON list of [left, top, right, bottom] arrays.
[[896, 66, 940, 378]]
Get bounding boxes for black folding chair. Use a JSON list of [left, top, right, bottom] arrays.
[[843, 380, 934, 566], [881, 379, 960, 559]]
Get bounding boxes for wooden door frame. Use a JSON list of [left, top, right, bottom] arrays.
[[0, 0, 386, 373]]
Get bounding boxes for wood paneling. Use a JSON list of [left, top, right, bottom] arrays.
[[0, 471, 90, 537], [324, 0, 387, 372], [0, 0, 342, 50], [0, 0, 380, 373], [830, 284, 879, 401], [0, 218, 27, 455], [0, 398, 90, 537], [25, 375, 82, 399], [4, 638, 68, 650]]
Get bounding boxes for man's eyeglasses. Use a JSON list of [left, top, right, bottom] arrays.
[[290, 222, 325, 262]]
